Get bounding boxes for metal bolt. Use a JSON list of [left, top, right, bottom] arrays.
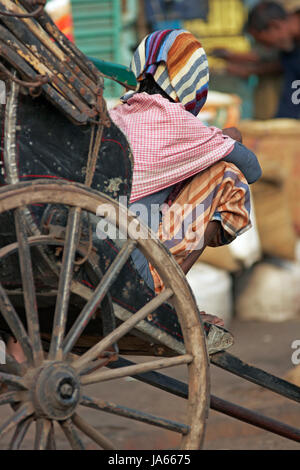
[[59, 382, 74, 399]]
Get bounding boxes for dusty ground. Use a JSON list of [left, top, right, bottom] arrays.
[[1, 319, 300, 450]]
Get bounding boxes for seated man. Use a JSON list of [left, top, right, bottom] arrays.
[[110, 29, 262, 326], [3, 30, 261, 365]]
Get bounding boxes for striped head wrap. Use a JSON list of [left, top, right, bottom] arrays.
[[131, 29, 209, 116]]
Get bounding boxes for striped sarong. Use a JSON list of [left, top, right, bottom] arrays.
[[149, 162, 251, 293]]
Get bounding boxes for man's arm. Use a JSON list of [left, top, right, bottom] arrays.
[[226, 60, 283, 79], [222, 127, 262, 183], [212, 49, 261, 63], [211, 48, 283, 78], [221, 131, 262, 184]]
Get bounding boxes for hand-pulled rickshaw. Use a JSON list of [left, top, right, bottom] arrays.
[[0, 0, 299, 450]]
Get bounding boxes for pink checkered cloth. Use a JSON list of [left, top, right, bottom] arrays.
[[109, 93, 236, 203]]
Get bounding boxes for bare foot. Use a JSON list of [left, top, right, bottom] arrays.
[[199, 311, 225, 327]]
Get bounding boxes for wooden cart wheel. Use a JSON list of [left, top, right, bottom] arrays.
[[0, 180, 209, 450]]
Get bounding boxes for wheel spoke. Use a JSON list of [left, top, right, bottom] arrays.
[[0, 181, 210, 449], [63, 239, 137, 357], [0, 283, 33, 363], [0, 403, 33, 440], [79, 354, 118, 377], [0, 372, 27, 390], [49, 207, 82, 360], [34, 419, 52, 450], [0, 352, 27, 377], [72, 288, 173, 371], [0, 236, 59, 260], [46, 421, 56, 450], [0, 391, 27, 406], [60, 418, 86, 450], [81, 395, 190, 435], [81, 355, 193, 386], [72, 413, 116, 450], [9, 417, 33, 450], [14, 209, 43, 365]]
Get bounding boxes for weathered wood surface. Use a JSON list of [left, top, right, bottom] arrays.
[[0, 0, 106, 124]]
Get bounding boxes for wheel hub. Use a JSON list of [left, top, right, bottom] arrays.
[[32, 362, 81, 420]]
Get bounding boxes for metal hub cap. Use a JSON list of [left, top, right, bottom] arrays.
[[32, 362, 81, 420]]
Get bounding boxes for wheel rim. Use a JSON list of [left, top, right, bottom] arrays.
[[0, 180, 210, 450]]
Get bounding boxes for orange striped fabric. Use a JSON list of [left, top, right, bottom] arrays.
[[168, 33, 202, 80], [131, 29, 209, 116], [149, 161, 251, 293]]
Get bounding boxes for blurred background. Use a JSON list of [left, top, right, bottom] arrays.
[[44, 0, 300, 382]]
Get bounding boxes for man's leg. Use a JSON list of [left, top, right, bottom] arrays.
[[149, 161, 251, 327], [180, 221, 222, 275], [179, 221, 225, 326]]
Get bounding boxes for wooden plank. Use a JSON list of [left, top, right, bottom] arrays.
[[211, 351, 300, 403]]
